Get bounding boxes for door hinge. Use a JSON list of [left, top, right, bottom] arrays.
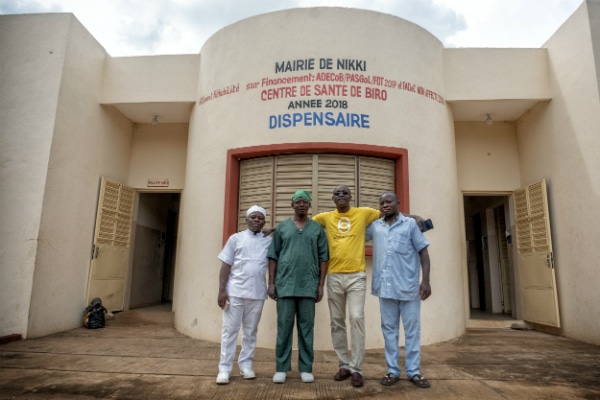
[[546, 252, 554, 269], [91, 244, 99, 259]]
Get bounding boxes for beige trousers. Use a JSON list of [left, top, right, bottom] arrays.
[[326, 272, 367, 375]]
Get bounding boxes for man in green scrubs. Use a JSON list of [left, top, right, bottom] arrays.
[[267, 190, 329, 384]]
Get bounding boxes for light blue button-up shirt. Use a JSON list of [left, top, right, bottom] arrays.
[[366, 215, 429, 301]]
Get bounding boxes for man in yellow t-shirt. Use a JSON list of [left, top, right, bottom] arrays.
[[312, 185, 379, 387], [313, 185, 421, 388]]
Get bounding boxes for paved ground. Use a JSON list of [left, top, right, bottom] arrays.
[[1, 305, 599, 400]]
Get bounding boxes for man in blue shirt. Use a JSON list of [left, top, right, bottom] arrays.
[[366, 192, 431, 389]]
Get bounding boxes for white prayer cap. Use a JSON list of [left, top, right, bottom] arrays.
[[246, 205, 266, 217]]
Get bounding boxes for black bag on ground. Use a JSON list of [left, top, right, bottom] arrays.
[[83, 297, 107, 329]]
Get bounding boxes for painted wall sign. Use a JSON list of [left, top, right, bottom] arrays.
[[147, 178, 169, 187], [198, 56, 445, 130]]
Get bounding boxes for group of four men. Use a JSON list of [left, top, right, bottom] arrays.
[[215, 185, 432, 389]]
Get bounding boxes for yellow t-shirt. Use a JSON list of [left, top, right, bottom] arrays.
[[313, 207, 380, 274]]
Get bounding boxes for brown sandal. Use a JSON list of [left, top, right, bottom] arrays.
[[409, 374, 431, 388], [381, 373, 400, 386]]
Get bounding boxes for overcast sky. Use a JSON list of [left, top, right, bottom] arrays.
[[0, 0, 585, 57]]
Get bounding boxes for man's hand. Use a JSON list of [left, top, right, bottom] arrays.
[[403, 214, 426, 231], [268, 284, 277, 300], [315, 286, 324, 303], [217, 290, 229, 309], [414, 215, 425, 231], [420, 281, 431, 300], [262, 227, 275, 237]]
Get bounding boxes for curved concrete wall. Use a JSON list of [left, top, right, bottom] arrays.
[[174, 8, 465, 349]]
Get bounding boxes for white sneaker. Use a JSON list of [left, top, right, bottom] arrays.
[[272, 371, 287, 383], [241, 367, 256, 379], [301, 372, 314, 383], [216, 371, 230, 385]]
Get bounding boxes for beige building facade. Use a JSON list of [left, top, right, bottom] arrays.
[[1, 2, 599, 349]]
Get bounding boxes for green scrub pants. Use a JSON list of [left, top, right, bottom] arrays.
[[275, 297, 316, 373]]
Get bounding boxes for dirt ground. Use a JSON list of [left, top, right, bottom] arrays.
[[1, 306, 599, 400]]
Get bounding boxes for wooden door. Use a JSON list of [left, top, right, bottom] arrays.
[[514, 180, 560, 327], [86, 177, 135, 311]]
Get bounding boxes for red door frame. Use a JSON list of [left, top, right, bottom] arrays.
[[223, 142, 409, 244]]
